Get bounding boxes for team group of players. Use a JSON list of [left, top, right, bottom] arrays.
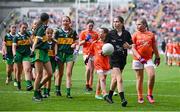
[[2, 12, 162, 106], [165, 38, 180, 66]]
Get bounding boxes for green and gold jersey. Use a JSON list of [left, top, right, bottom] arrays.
[[27, 29, 35, 39], [13, 32, 31, 56], [4, 33, 16, 57], [54, 28, 78, 54], [34, 24, 49, 50], [47, 40, 55, 57]]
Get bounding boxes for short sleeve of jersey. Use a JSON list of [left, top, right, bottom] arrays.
[[73, 31, 78, 40], [27, 30, 33, 36], [125, 31, 133, 45], [104, 33, 111, 43], [54, 29, 59, 39], [3, 34, 7, 42], [132, 33, 137, 44], [79, 31, 85, 41]]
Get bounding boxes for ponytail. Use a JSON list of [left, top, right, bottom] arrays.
[[35, 13, 49, 33]]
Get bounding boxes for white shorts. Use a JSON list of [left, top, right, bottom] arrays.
[[96, 69, 111, 75], [167, 53, 173, 58], [83, 55, 94, 61], [132, 59, 155, 70], [174, 54, 180, 58]]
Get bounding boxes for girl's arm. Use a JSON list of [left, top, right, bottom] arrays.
[[131, 44, 141, 59], [31, 37, 38, 52], [12, 43, 16, 56], [152, 34, 160, 58], [54, 42, 58, 56], [152, 42, 160, 58], [2, 40, 6, 55]]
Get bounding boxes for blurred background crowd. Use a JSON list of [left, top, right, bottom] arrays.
[[0, 0, 179, 57]]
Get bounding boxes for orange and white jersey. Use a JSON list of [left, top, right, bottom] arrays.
[[166, 42, 174, 57], [132, 31, 155, 61], [89, 41, 110, 71], [79, 30, 98, 55], [173, 43, 180, 58]]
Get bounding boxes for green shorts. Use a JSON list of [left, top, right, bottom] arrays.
[[32, 49, 49, 63], [57, 52, 73, 63], [50, 57, 57, 73], [6, 58, 13, 65], [14, 52, 31, 63]]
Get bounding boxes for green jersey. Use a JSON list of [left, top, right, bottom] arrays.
[[34, 24, 49, 50], [4, 33, 16, 57], [27, 30, 33, 36], [13, 32, 31, 56], [54, 28, 78, 54], [47, 40, 56, 57]]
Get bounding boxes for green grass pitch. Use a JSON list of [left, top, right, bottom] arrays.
[[0, 54, 180, 111]]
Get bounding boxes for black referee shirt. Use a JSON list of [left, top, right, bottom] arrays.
[[106, 29, 132, 57]]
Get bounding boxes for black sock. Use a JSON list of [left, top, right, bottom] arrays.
[[47, 88, 50, 94], [55, 86, 60, 92], [119, 92, 125, 101], [109, 90, 114, 99], [17, 81, 21, 89]]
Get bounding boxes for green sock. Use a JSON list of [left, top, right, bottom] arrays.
[[43, 88, 47, 94], [55, 86, 60, 92], [26, 80, 31, 86], [34, 90, 39, 97], [14, 79, 17, 82], [47, 88, 50, 94], [67, 88, 71, 96]]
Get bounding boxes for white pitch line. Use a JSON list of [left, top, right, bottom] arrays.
[[0, 91, 180, 97]]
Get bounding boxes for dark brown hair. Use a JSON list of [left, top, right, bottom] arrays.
[[63, 16, 71, 23], [19, 22, 28, 27], [86, 19, 94, 25], [100, 27, 109, 42], [35, 13, 49, 31], [113, 16, 125, 30], [138, 18, 149, 30]]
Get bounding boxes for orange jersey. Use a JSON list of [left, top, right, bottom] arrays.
[[173, 43, 180, 55], [132, 31, 156, 60], [80, 30, 98, 55], [166, 43, 174, 54], [89, 41, 110, 71]]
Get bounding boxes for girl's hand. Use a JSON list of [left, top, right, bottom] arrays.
[[71, 43, 77, 48], [123, 42, 131, 49]]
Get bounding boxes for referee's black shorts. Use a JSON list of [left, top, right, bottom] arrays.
[[110, 55, 127, 70]]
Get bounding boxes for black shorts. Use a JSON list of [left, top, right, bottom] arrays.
[[110, 55, 127, 70]]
